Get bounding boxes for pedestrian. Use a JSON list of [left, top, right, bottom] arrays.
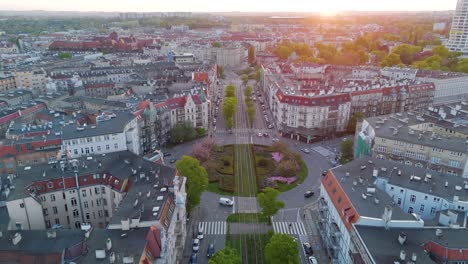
[[303, 213, 306, 218], [289, 223, 292, 228]]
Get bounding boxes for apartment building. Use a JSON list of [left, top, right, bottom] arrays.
[[14, 69, 47, 94], [356, 102, 468, 177], [318, 157, 468, 264], [84, 83, 120, 98], [0, 73, 16, 92], [1, 150, 187, 263], [61, 111, 141, 158], [155, 93, 209, 130], [272, 89, 351, 141], [211, 45, 246, 67], [446, 0, 468, 54], [0, 89, 33, 106]]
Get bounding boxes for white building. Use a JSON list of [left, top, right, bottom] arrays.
[[61, 111, 141, 158], [155, 93, 209, 130], [447, 0, 468, 54]]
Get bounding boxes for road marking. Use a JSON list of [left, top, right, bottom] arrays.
[[198, 221, 227, 235], [272, 221, 307, 235]]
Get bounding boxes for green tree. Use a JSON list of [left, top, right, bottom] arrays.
[[212, 42, 222, 48], [169, 122, 197, 144], [217, 65, 224, 79], [392, 44, 421, 65], [275, 45, 293, 60], [244, 86, 252, 97], [456, 59, 468, 73], [432, 45, 450, 58], [241, 74, 249, 85], [247, 106, 255, 127], [340, 138, 354, 164], [223, 97, 237, 129], [175, 156, 208, 212], [209, 246, 241, 264], [58, 52, 72, 59], [264, 234, 299, 264], [412, 55, 442, 70], [257, 188, 285, 224], [248, 45, 256, 65], [225, 84, 236, 98], [370, 50, 386, 64], [347, 112, 365, 134], [380, 53, 402, 67], [315, 43, 337, 63]]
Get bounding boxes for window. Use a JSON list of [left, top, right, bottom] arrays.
[[433, 197, 440, 202], [408, 207, 414, 214], [86, 137, 92, 143], [106, 145, 110, 150], [53, 206, 58, 214], [45, 220, 51, 228], [104, 135, 110, 140], [64, 204, 68, 212], [96, 199, 102, 206], [84, 201, 89, 209], [410, 195, 416, 203], [74, 149, 78, 155], [430, 207, 437, 215], [101, 187, 106, 194], [95, 187, 100, 195], [55, 218, 60, 225], [397, 198, 402, 205], [449, 160, 461, 168], [50, 194, 55, 201], [73, 209, 79, 217], [97, 146, 101, 151], [75, 222, 81, 229], [114, 143, 118, 149], [82, 189, 87, 197], [43, 208, 48, 216], [430, 156, 441, 164], [71, 197, 77, 206], [86, 213, 90, 220], [390, 186, 394, 191], [420, 204, 425, 213], [400, 189, 404, 194]]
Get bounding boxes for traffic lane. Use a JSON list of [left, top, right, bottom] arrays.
[[199, 192, 233, 221], [198, 234, 225, 264]]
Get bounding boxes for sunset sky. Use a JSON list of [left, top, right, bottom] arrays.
[[0, 0, 457, 12]]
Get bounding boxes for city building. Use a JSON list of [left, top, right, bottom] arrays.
[[355, 102, 468, 177], [0, 73, 17, 92], [14, 69, 47, 94], [61, 111, 141, 158], [155, 93, 209, 130], [446, 0, 468, 54], [318, 157, 468, 264]]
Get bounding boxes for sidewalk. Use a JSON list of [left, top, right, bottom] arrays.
[[302, 206, 329, 263]]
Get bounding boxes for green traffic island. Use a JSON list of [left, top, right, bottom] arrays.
[[226, 213, 269, 223], [227, 231, 274, 264]]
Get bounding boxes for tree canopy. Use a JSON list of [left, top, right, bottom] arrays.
[[347, 112, 365, 134], [209, 246, 241, 264], [257, 187, 285, 223], [340, 139, 354, 164], [169, 122, 198, 144], [175, 156, 208, 212], [264, 234, 299, 264]]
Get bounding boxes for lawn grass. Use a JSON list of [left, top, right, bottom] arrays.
[[236, 144, 257, 196], [207, 182, 234, 196], [226, 213, 268, 223], [228, 231, 274, 264]]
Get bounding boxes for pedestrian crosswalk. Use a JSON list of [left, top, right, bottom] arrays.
[[198, 221, 227, 235], [272, 221, 307, 235]]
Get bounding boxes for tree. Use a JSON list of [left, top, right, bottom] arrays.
[[392, 44, 421, 65], [217, 65, 224, 79], [223, 97, 237, 129], [456, 59, 468, 73], [432, 45, 450, 58], [191, 138, 215, 162], [347, 112, 365, 134], [264, 234, 299, 264], [340, 138, 354, 164], [212, 42, 222, 48], [209, 246, 241, 264], [175, 156, 209, 212], [169, 122, 197, 144], [276, 159, 300, 177], [248, 45, 256, 65], [274, 45, 293, 60], [58, 52, 72, 59], [380, 53, 402, 67], [241, 74, 249, 85], [225, 84, 236, 98], [247, 106, 255, 126], [244, 86, 252, 97], [257, 188, 285, 223]]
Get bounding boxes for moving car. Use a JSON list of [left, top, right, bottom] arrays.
[[303, 242, 314, 256], [322, 170, 328, 177], [207, 244, 215, 257], [301, 148, 310, 154], [192, 239, 200, 253], [304, 190, 314, 198], [163, 152, 171, 157], [308, 256, 318, 264], [271, 137, 279, 142], [219, 197, 234, 206], [169, 158, 177, 163]]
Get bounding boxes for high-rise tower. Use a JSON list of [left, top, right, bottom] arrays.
[[447, 0, 468, 54]]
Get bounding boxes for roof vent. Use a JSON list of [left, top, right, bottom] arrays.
[[133, 199, 138, 208], [372, 169, 378, 177], [455, 185, 462, 191], [12, 233, 22, 245], [95, 249, 106, 259], [361, 193, 367, 200], [46, 230, 56, 238], [445, 181, 449, 188], [360, 165, 367, 170], [109, 252, 116, 264], [106, 238, 112, 251], [411, 253, 417, 262], [374, 197, 380, 204], [400, 250, 406, 261], [157, 196, 164, 201], [435, 228, 443, 237]]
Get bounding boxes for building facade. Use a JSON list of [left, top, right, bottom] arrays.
[[446, 0, 468, 54]]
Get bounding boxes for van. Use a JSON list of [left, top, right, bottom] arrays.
[[219, 197, 234, 206]]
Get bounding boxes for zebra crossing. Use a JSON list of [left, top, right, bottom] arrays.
[[272, 221, 307, 235], [198, 221, 227, 235]]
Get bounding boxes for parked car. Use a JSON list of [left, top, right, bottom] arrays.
[[301, 148, 310, 154], [304, 191, 314, 198], [303, 242, 314, 256], [197, 225, 204, 240], [272, 137, 279, 142], [322, 170, 328, 177], [263, 133, 269, 137], [163, 152, 171, 157], [190, 253, 197, 264], [257, 132, 263, 137], [170, 158, 177, 163], [308, 256, 318, 264], [192, 239, 200, 252], [207, 244, 215, 257], [268, 124, 274, 129]]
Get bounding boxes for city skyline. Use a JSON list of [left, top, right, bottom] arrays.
[[0, 0, 458, 13]]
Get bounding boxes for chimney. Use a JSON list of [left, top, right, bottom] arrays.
[[106, 238, 112, 251], [436, 228, 443, 237], [411, 253, 417, 262], [382, 206, 393, 230], [109, 252, 116, 263], [12, 233, 22, 245], [400, 250, 406, 261], [372, 168, 378, 177], [398, 232, 407, 245]]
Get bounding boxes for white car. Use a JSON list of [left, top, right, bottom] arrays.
[[257, 132, 263, 137], [308, 256, 318, 264], [192, 239, 200, 252], [197, 225, 204, 240]]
